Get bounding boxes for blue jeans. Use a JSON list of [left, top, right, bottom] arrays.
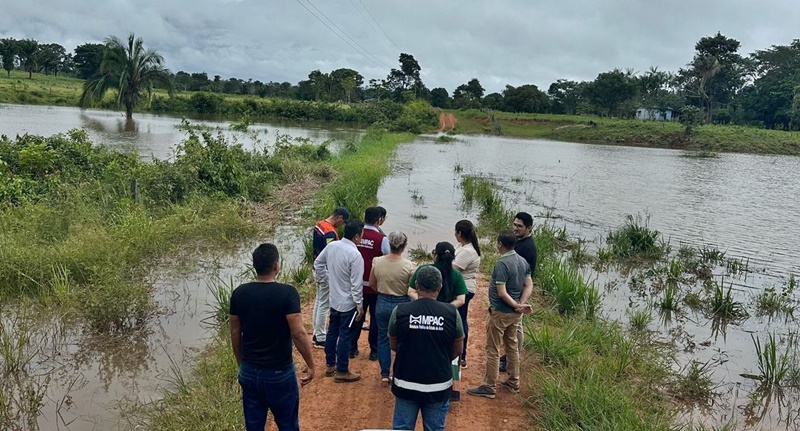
[[237, 362, 299, 431], [458, 291, 475, 361], [377, 294, 410, 377], [392, 396, 450, 431], [325, 307, 357, 373]]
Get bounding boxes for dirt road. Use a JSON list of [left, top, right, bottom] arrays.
[[438, 113, 457, 133], [284, 278, 531, 431]]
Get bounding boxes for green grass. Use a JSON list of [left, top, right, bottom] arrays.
[[606, 214, 670, 261], [458, 175, 513, 235], [752, 333, 791, 386], [670, 360, 716, 406], [141, 130, 414, 429], [537, 258, 600, 317], [627, 308, 654, 332], [526, 311, 673, 431], [659, 284, 680, 311], [0, 126, 339, 331], [451, 109, 800, 156], [708, 280, 749, 320]]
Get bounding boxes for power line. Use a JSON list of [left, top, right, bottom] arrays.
[[294, 0, 392, 70], [356, 0, 400, 52], [347, 0, 395, 52], [304, 0, 392, 69]]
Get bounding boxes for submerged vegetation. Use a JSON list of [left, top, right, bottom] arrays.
[[0, 124, 346, 334], [605, 214, 670, 261]]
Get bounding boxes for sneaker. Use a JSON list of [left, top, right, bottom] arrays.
[[334, 371, 362, 383], [501, 380, 520, 393], [312, 336, 325, 349], [325, 366, 336, 377], [349, 350, 359, 359], [368, 351, 378, 361], [460, 359, 467, 369], [499, 355, 508, 373], [467, 385, 497, 399], [381, 376, 391, 387]]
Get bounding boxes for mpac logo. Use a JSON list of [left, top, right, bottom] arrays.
[[409, 314, 445, 331]]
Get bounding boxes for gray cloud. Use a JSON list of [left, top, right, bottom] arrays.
[[2, 0, 798, 93]]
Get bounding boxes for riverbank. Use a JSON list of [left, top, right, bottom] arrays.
[[450, 109, 800, 156]]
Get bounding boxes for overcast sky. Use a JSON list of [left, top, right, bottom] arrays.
[[2, 0, 799, 93]]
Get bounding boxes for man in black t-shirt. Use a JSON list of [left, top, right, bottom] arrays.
[[230, 243, 315, 431], [499, 211, 538, 373], [389, 266, 464, 431]]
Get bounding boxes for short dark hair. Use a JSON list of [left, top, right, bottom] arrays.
[[253, 243, 279, 276], [344, 219, 365, 240], [415, 266, 442, 293], [364, 206, 381, 224], [377, 206, 387, 218], [333, 207, 350, 221], [515, 212, 533, 228], [497, 230, 517, 249]]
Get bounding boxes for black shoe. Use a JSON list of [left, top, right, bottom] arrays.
[[368, 351, 378, 361], [499, 355, 508, 373], [312, 336, 325, 349], [349, 350, 359, 359], [450, 389, 461, 402]]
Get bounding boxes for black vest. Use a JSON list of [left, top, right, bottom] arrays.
[[391, 298, 458, 404]]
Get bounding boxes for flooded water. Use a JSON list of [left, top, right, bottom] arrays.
[[0, 103, 360, 159], [375, 134, 800, 430], [3, 111, 800, 430]]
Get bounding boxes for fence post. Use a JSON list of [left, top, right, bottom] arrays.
[[131, 178, 139, 203]]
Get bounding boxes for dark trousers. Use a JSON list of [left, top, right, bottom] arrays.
[[457, 291, 475, 361], [351, 292, 377, 355], [238, 362, 299, 431], [325, 307, 357, 373]]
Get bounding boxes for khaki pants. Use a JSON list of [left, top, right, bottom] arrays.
[[483, 309, 522, 389]]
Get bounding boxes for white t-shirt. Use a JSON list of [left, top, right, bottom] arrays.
[[454, 243, 480, 294]]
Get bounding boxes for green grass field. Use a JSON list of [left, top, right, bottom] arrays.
[[451, 109, 800, 156]]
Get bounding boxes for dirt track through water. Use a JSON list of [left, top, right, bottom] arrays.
[[283, 276, 531, 431]]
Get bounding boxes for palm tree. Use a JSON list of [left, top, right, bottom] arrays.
[[16, 39, 39, 79], [0, 38, 17, 77], [80, 33, 172, 120]]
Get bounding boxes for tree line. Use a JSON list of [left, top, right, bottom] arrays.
[[1, 33, 799, 130]]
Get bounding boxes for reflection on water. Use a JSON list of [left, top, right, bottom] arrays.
[[375, 134, 800, 430], [0, 103, 361, 159]]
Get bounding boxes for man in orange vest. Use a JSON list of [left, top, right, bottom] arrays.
[[311, 207, 350, 348]]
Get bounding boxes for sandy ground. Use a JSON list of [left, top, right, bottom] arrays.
[[279, 277, 532, 431], [438, 113, 457, 133]]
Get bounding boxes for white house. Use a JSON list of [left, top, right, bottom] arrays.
[[635, 107, 675, 121]]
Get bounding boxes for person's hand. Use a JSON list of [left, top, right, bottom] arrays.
[[356, 305, 364, 321], [300, 365, 315, 386], [515, 304, 532, 314]]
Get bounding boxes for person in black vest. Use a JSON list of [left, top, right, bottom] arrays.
[[389, 266, 464, 431]]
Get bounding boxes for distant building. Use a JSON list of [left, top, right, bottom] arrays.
[[635, 107, 675, 122]]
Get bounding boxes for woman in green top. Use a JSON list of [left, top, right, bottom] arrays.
[[408, 241, 467, 308]]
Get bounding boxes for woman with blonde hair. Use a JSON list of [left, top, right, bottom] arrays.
[[370, 231, 417, 385]]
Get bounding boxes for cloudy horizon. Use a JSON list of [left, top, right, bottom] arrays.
[[2, 0, 798, 93]]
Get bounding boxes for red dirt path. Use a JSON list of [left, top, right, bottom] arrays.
[[278, 277, 532, 431], [438, 113, 457, 132]]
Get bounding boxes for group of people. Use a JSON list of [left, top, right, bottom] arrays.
[[228, 205, 538, 431]]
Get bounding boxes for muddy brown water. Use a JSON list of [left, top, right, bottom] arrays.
[[0, 103, 361, 159], [3, 106, 800, 430]]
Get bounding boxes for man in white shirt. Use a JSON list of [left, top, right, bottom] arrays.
[[313, 219, 365, 383]]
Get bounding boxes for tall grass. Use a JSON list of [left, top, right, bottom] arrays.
[[709, 280, 749, 320], [143, 130, 415, 430], [458, 175, 513, 235], [606, 214, 670, 260], [537, 259, 600, 317], [752, 333, 791, 386]]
